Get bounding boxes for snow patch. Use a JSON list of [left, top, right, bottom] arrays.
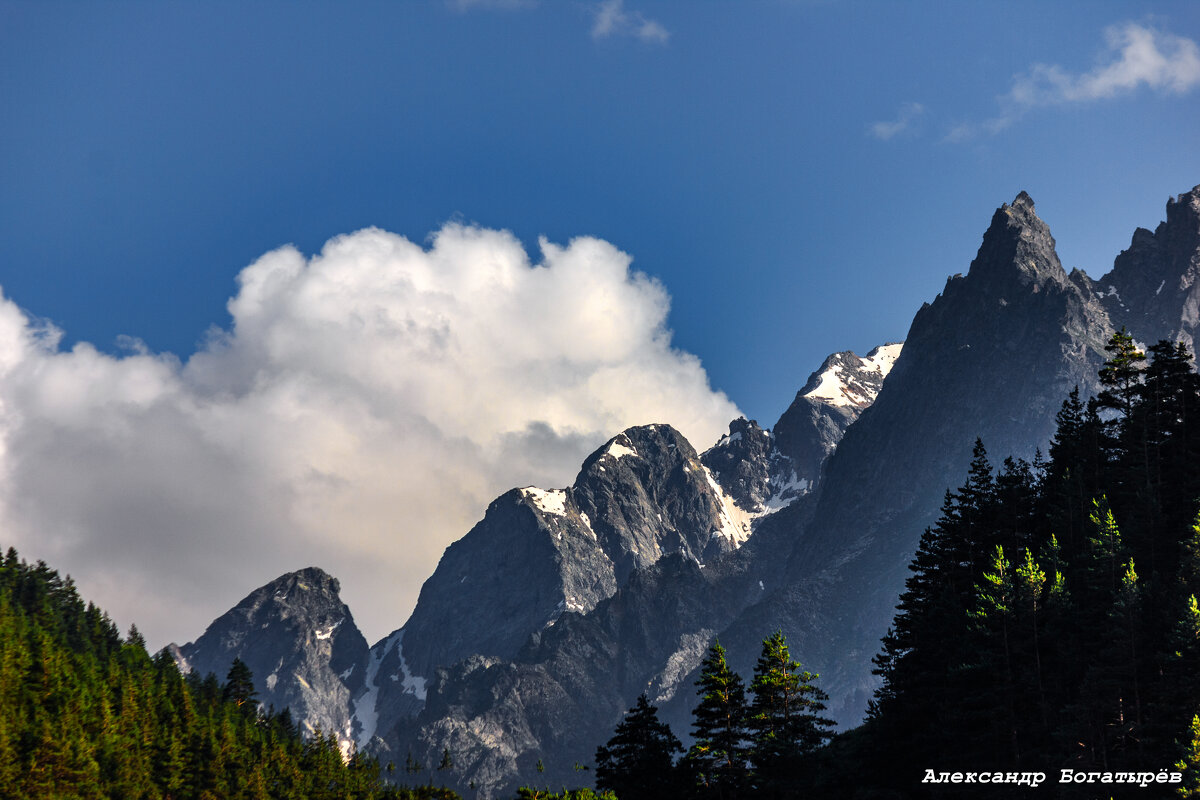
[[578, 510, 596, 539], [521, 487, 567, 516], [702, 465, 755, 546], [1157, 279, 1166, 296], [764, 469, 809, 514], [348, 630, 427, 749], [350, 630, 400, 749], [266, 673, 278, 691], [866, 342, 903, 374], [803, 343, 902, 409], [315, 618, 343, 641], [605, 437, 639, 460], [395, 633, 428, 702]]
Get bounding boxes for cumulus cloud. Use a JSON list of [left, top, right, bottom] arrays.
[[592, 0, 670, 44], [946, 22, 1200, 142], [869, 102, 925, 141], [0, 225, 739, 648]]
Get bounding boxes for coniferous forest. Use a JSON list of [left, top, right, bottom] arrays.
[[0, 547, 466, 800]]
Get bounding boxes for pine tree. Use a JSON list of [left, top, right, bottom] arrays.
[[594, 694, 682, 800], [686, 640, 749, 798]]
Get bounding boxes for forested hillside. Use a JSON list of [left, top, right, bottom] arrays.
[[0, 549, 449, 799]]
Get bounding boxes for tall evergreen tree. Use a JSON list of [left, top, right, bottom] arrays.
[[686, 640, 750, 798], [222, 658, 258, 713], [747, 631, 833, 795], [594, 694, 682, 800]]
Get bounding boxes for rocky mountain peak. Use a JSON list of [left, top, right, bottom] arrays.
[[798, 344, 902, 410], [769, 343, 903, 496], [1100, 183, 1200, 351], [170, 567, 369, 751], [971, 190, 1067, 293], [263, 566, 342, 604]]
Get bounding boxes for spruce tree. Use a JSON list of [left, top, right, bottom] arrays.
[[594, 694, 682, 800], [222, 657, 258, 712], [1097, 327, 1147, 421], [747, 631, 833, 794], [686, 640, 749, 798]]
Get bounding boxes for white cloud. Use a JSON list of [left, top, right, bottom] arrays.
[[946, 22, 1200, 142], [869, 102, 925, 141], [1012, 23, 1200, 104], [592, 0, 670, 44], [0, 225, 739, 648]]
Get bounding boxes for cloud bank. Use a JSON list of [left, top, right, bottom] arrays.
[[947, 22, 1200, 142], [0, 225, 739, 648]]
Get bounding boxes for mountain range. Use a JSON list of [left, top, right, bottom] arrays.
[[169, 183, 1200, 796]]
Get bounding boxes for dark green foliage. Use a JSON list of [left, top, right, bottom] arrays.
[[595, 694, 682, 800], [0, 547, 454, 800], [685, 640, 750, 797]]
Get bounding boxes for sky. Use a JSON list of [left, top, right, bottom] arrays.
[[1, 0, 1198, 649]]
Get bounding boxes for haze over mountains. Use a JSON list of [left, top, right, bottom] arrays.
[[171, 183, 1200, 796]]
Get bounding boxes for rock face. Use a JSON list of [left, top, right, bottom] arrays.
[[361, 419, 815, 759], [169, 567, 369, 752]]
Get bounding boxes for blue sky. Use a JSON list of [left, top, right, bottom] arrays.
[[4, 1, 1196, 423], [1, 0, 1199, 644]]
